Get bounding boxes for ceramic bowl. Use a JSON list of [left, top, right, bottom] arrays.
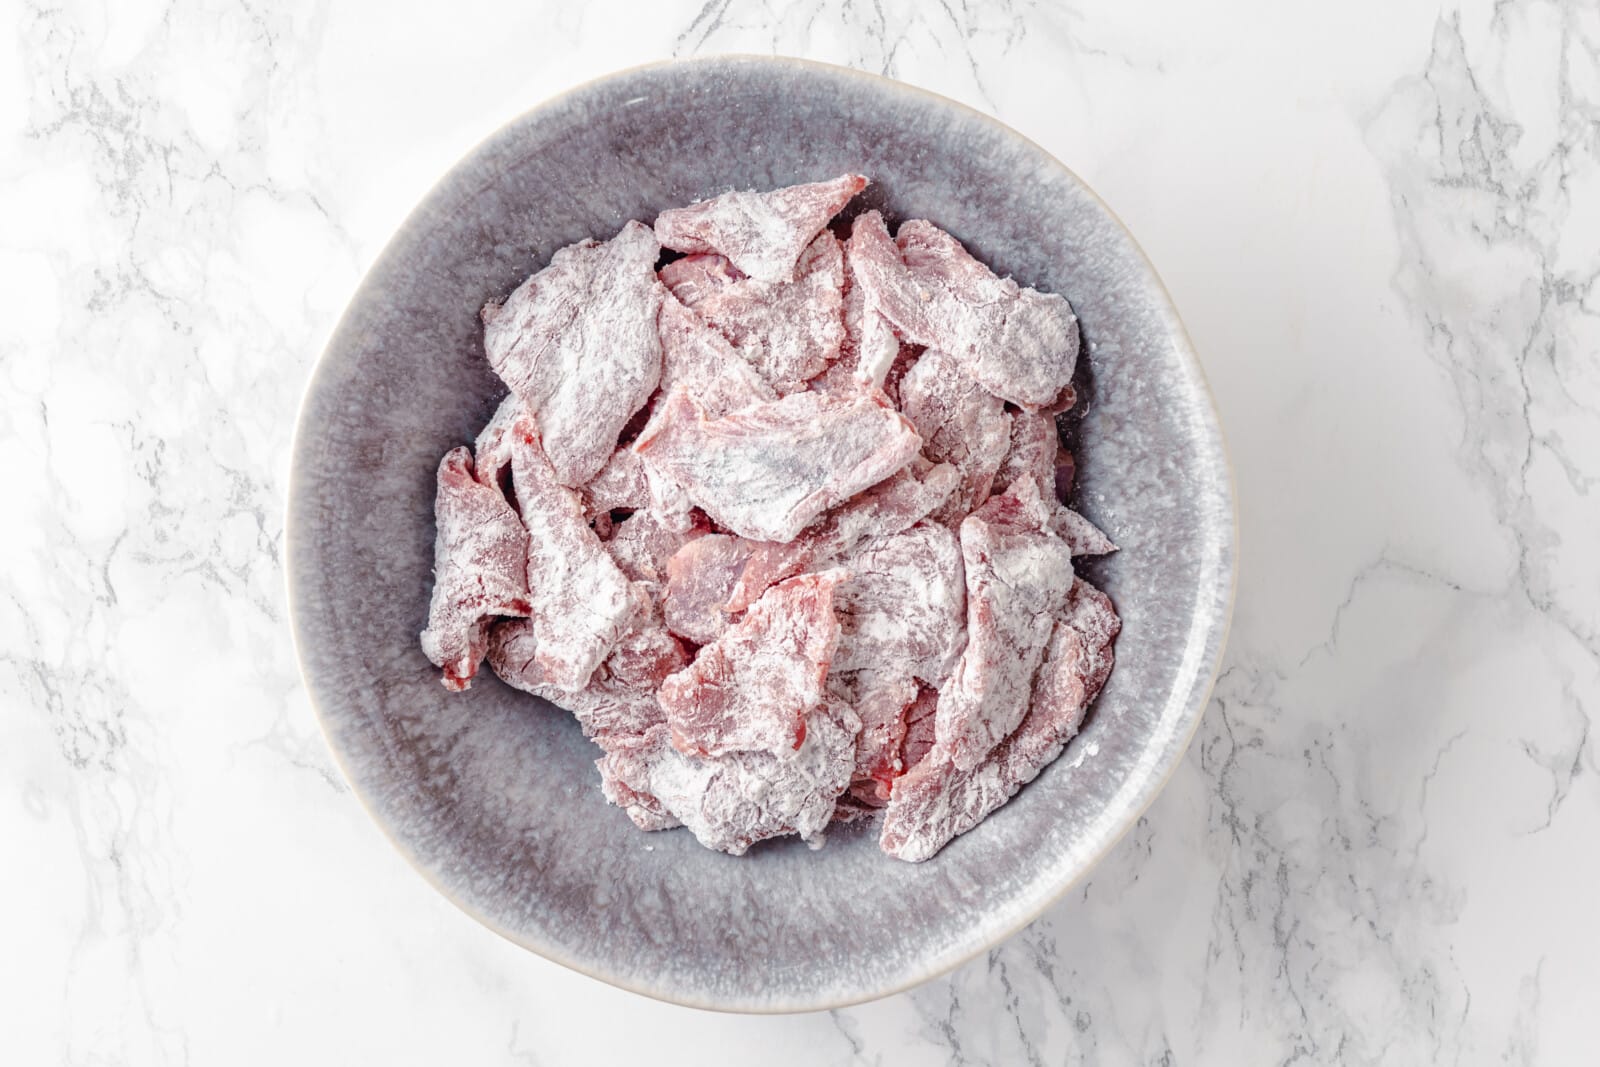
[[287, 56, 1235, 1012]]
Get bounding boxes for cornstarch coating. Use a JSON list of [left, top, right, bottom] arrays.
[[482, 220, 665, 486], [422, 174, 1120, 860], [654, 173, 867, 284], [418, 447, 531, 691], [632, 386, 921, 542], [662, 234, 846, 394]]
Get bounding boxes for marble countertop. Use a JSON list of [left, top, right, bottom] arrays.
[[5, 0, 1596, 1062]]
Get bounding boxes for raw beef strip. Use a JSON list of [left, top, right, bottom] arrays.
[[832, 522, 966, 684], [482, 221, 666, 486], [831, 669, 918, 803], [594, 730, 682, 832], [658, 571, 846, 760], [842, 215, 903, 388], [841, 211, 933, 343], [666, 234, 846, 394], [719, 538, 814, 616], [823, 456, 960, 551], [581, 445, 696, 532], [659, 467, 949, 641], [880, 344, 923, 410], [653, 173, 867, 283], [596, 697, 860, 853], [827, 523, 965, 798], [607, 508, 711, 585], [581, 447, 652, 514], [507, 420, 645, 691], [934, 479, 1075, 772], [723, 458, 960, 614], [892, 220, 1079, 410], [657, 252, 744, 306], [1048, 578, 1120, 712], [805, 356, 870, 396], [419, 448, 533, 690], [633, 386, 922, 542], [472, 393, 525, 493], [661, 534, 755, 645], [1050, 506, 1118, 558], [657, 294, 776, 417], [993, 412, 1115, 557], [879, 576, 1120, 861], [993, 409, 1059, 499], [898, 348, 1012, 523], [486, 604, 684, 740]]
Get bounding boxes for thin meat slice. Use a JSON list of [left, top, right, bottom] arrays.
[[829, 523, 965, 800], [723, 458, 960, 613], [879, 576, 1120, 861], [666, 234, 846, 394], [657, 252, 744, 307], [633, 386, 922, 542], [893, 220, 1079, 411], [994, 409, 1059, 499], [596, 697, 860, 853], [995, 412, 1115, 556], [658, 571, 846, 760], [934, 479, 1075, 771], [898, 348, 1012, 523], [486, 603, 684, 740], [821, 456, 960, 553], [607, 508, 711, 585], [508, 420, 644, 691], [841, 211, 934, 344], [581, 446, 696, 532], [721, 538, 814, 617], [419, 448, 532, 690], [653, 173, 868, 283], [831, 669, 918, 804], [482, 221, 666, 486], [806, 356, 870, 396], [842, 213, 904, 387], [1042, 577, 1120, 716], [661, 534, 755, 645], [658, 462, 957, 646], [1050, 506, 1118, 558], [581, 447, 651, 514], [472, 393, 525, 493], [657, 294, 776, 417], [833, 522, 966, 684], [594, 730, 682, 832]]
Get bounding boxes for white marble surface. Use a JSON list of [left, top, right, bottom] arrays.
[[4, 0, 1597, 1061]]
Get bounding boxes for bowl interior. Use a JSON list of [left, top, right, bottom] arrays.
[[288, 57, 1234, 1011]]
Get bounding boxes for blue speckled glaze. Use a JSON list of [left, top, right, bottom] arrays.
[[286, 55, 1236, 1012]]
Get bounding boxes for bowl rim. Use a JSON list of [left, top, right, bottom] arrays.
[[285, 52, 1239, 1014]]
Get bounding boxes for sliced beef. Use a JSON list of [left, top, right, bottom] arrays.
[[482, 220, 666, 486], [658, 571, 845, 760], [653, 173, 867, 283], [633, 386, 921, 542], [933, 479, 1075, 772], [419, 447, 532, 691], [880, 576, 1120, 861]]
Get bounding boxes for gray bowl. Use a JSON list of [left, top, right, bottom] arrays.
[[287, 56, 1236, 1012]]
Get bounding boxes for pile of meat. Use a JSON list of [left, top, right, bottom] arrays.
[[420, 174, 1121, 862]]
